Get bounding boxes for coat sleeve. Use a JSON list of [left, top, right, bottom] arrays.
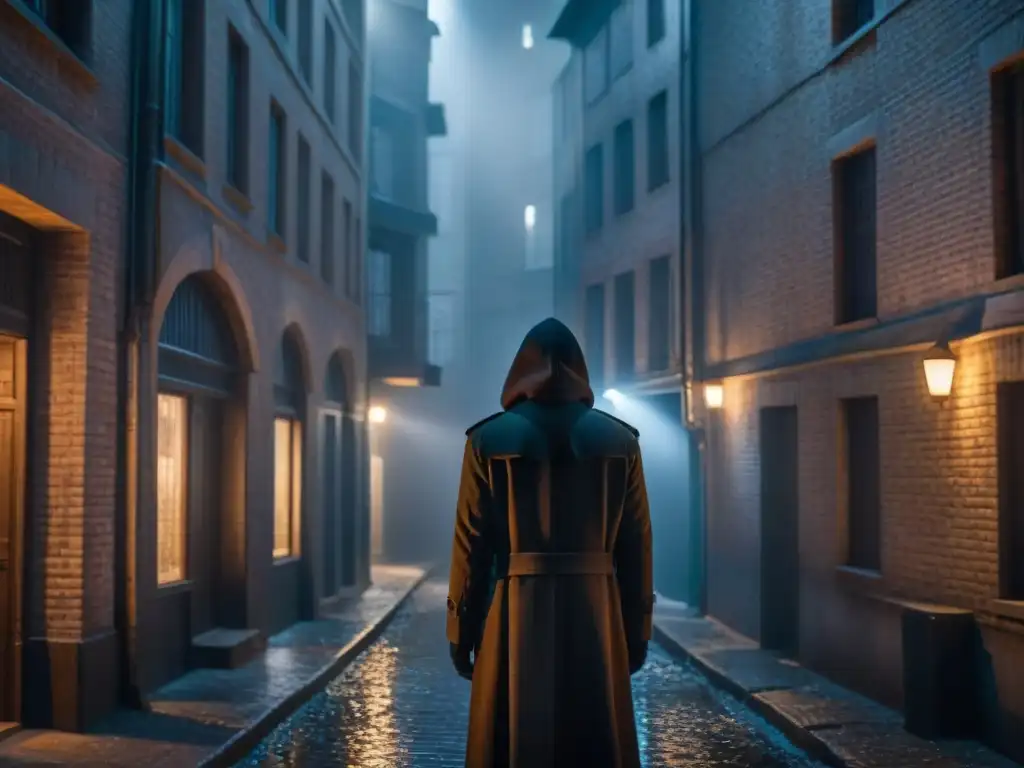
[[614, 449, 655, 646], [446, 437, 493, 648]]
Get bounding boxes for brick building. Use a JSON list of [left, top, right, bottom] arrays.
[[0, 0, 131, 731], [696, 0, 1024, 759], [550, 0, 700, 605]]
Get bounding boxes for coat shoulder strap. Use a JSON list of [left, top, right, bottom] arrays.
[[465, 411, 504, 437], [591, 408, 640, 438]]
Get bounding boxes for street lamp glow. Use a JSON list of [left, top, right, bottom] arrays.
[[524, 204, 536, 230], [704, 383, 724, 410], [603, 388, 622, 403], [922, 344, 957, 399], [368, 405, 388, 424], [522, 24, 534, 49]]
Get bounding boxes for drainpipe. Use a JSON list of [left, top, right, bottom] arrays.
[[680, 0, 708, 614], [119, 0, 167, 708]]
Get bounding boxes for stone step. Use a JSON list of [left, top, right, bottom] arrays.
[[190, 628, 263, 670]]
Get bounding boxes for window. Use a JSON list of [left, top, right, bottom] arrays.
[[349, 61, 363, 160], [343, 199, 353, 297], [842, 396, 881, 571], [647, 0, 665, 47], [584, 25, 609, 104], [342, 0, 363, 41], [298, 0, 313, 84], [585, 143, 604, 234], [998, 383, 1024, 598], [320, 171, 335, 283], [157, 393, 188, 585], [296, 135, 311, 262], [609, 1, 633, 78], [833, 0, 874, 43], [324, 23, 337, 123], [429, 292, 455, 366], [585, 284, 606, 387], [833, 147, 877, 324], [614, 119, 635, 215], [227, 27, 250, 192], [522, 24, 534, 49], [354, 217, 362, 302], [273, 417, 301, 558], [647, 90, 669, 191], [26, 0, 91, 57], [269, 102, 287, 237], [166, 0, 205, 156], [271, 0, 287, 33], [368, 250, 391, 336], [371, 126, 395, 200], [995, 63, 1024, 278], [648, 255, 671, 372], [614, 271, 635, 380]]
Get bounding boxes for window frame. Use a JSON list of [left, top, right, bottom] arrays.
[[833, 145, 877, 325], [268, 101, 288, 238], [994, 62, 1024, 279]]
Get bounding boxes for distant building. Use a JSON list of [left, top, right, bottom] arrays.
[[696, 0, 1024, 761]]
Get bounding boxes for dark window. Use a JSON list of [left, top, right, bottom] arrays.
[[833, 147, 877, 324], [614, 119, 635, 215], [585, 143, 604, 234], [269, 102, 287, 237], [585, 284, 606, 388], [166, 0, 205, 156], [842, 396, 881, 572], [227, 26, 250, 192], [320, 172, 335, 284], [354, 217, 362, 302], [298, 0, 313, 84], [348, 61, 363, 159], [995, 63, 1024, 278], [27, 0, 91, 57], [271, 0, 287, 33], [647, 0, 665, 47], [324, 23, 337, 123], [342, 0, 363, 41], [833, 0, 874, 43], [296, 135, 311, 263], [584, 25, 609, 104], [648, 255, 671, 372], [368, 250, 391, 336], [614, 271, 636, 380], [343, 199, 353, 297], [647, 90, 669, 191], [999, 383, 1024, 599]]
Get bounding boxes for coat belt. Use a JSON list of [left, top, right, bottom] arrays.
[[505, 552, 614, 577]]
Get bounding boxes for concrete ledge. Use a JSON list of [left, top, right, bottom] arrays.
[[198, 566, 432, 768]]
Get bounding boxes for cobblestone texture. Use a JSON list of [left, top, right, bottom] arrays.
[[238, 580, 826, 767]]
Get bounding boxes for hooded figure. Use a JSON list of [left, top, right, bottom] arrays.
[[446, 318, 654, 768]]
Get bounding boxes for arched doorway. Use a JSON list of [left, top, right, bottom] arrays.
[[269, 328, 306, 630], [155, 273, 246, 680], [322, 351, 358, 598]]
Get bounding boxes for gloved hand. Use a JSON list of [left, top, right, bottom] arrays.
[[628, 641, 648, 675], [450, 642, 474, 681]]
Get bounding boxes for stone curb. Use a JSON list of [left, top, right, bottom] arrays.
[[198, 567, 434, 768], [652, 622, 846, 768]]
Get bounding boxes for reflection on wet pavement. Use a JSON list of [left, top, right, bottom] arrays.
[[239, 580, 826, 767]]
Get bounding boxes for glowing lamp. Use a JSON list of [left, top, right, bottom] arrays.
[[922, 344, 956, 399], [368, 406, 388, 424], [704, 382, 724, 410], [603, 388, 622, 403], [522, 24, 534, 49]]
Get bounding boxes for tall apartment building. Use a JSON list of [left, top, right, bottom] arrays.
[[697, 0, 1024, 759], [0, 0, 132, 730], [550, 0, 698, 604]]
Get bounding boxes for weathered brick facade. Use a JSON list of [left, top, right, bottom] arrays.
[[699, 0, 1024, 759]]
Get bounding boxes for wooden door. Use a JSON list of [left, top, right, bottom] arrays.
[[759, 406, 800, 656], [321, 412, 341, 597], [189, 397, 224, 635], [0, 337, 25, 721]]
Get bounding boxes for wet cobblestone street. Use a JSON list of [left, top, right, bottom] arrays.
[[238, 580, 824, 767]]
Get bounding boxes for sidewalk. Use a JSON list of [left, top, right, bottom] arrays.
[[0, 564, 429, 768], [653, 602, 1020, 768]]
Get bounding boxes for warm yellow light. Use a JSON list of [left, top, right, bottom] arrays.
[[382, 376, 421, 387], [922, 344, 956, 399], [704, 383, 724, 410], [368, 405, 388, 424]]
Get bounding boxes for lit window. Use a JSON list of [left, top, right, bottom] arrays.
[[157, 394, 188, 585], [274, 417, 302, 558], [522, 24, 534, 49], [524, 204, 536, 230]]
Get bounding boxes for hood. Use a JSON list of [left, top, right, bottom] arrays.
[[500, 318, 595, 410]]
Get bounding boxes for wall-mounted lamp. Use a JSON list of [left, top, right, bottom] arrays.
[[368, 405, 388, 424], [704, 382, 724, 410], [922, 343, 957, 400]]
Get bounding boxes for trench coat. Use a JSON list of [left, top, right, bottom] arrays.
[[446, 318, 655, 768]]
